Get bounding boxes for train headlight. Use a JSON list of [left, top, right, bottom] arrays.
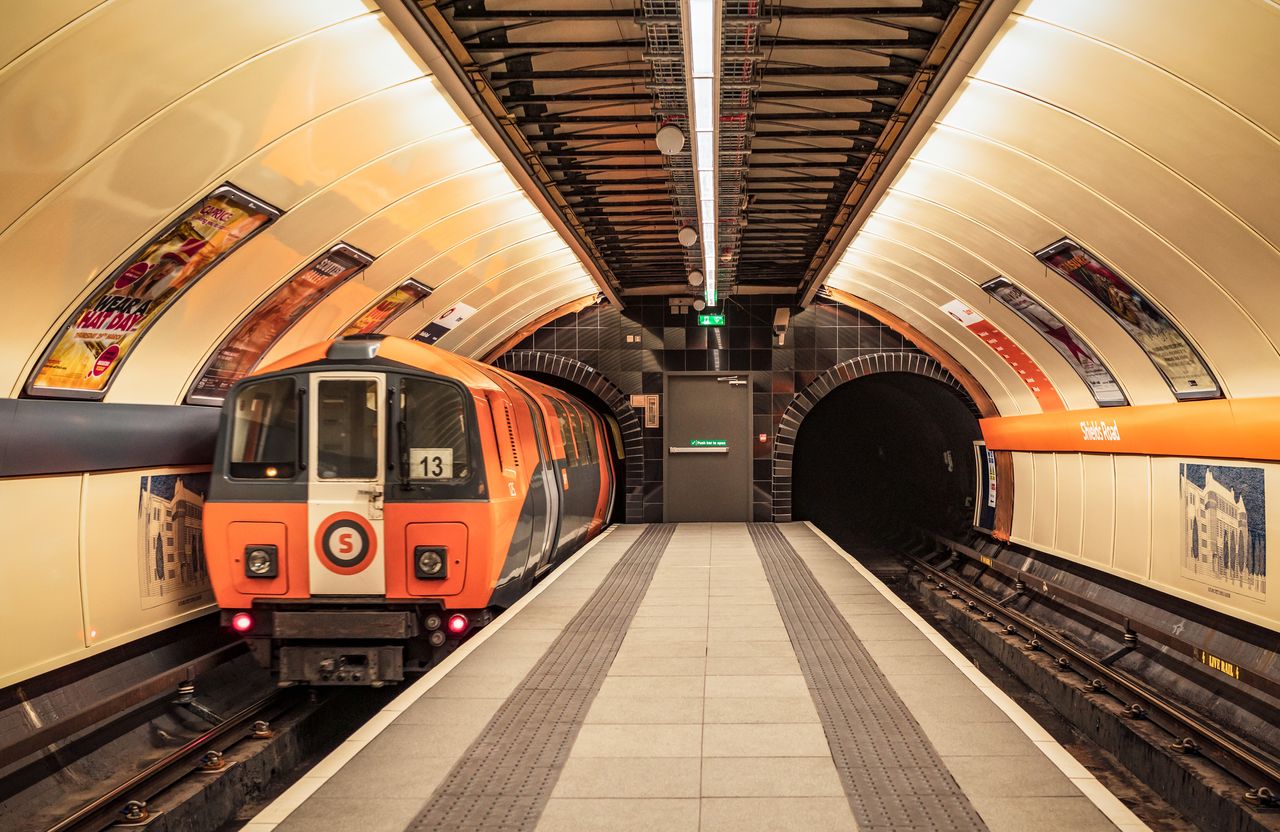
[[245, 545, 278, 578], [414, 546, 447, 579]]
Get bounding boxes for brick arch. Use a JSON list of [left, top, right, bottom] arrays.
[[772, 353, 979, 522], [494, 350, 644, 523]]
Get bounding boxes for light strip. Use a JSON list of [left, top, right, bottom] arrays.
[[686, 0, 716, 306]]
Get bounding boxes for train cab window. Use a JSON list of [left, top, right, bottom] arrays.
[[402, 379, 471, 480], [316, 379, 378, 479], [229, 377, 298, 478]]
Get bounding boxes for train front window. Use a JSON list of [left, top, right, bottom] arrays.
[[316, 379, 378, 479], [229, 377, 298, 478], [402, 379, 471, 481]]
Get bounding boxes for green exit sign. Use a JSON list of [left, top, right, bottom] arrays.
[[690, 439, 727, 447], [697, 312, 725, 326]]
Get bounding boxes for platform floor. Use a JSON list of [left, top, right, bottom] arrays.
[[247, 523, 1149, 832]]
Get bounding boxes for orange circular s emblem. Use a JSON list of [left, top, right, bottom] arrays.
[[315, 512, 378, 575]]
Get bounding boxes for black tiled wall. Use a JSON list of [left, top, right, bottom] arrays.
[[505, 294, 925, 522]]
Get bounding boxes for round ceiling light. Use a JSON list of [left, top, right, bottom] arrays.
[[687, 269, 705, 287], [677, 226, 698, 247], [655, 124, 686, 155], [693, 299, 706, 311]]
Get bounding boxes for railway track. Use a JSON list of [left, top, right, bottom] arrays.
[[44, 690, 293, 832], [896, 530, 1279, 829]]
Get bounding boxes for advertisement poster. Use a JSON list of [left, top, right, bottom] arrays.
[[940, 299, 1064, 411], [29, 185, 279, 398], [982, 278, 1126, 407], [1036, 239, 1219, 400], [973, 443, 997, 532], [415, 302, 477, 345], [138, 474, 211, 610], [187, 244, 372, 405], [1180, 463, 1266, 601], [340, 279, 432, 336]]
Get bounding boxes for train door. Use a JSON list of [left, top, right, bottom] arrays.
[[307, 373, 386, 596], [514, 389, 561, 577]]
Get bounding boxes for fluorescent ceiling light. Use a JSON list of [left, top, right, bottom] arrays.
[[686, 0, 717, 306]]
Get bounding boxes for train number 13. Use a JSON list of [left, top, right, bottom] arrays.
[[409, 447, 453, 479]]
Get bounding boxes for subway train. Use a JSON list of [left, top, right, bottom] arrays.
[[203, 335, 615, 685]]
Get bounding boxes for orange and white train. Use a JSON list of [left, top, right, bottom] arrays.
[[203, 335, 615, 685]]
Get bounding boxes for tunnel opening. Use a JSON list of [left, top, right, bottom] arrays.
[[519, 371, 627, 524], [791, 372, 982, 546]]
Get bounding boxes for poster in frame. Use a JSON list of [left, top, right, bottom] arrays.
[[339, 279, 433, 337], [187, 243, 373, 405], [1035, 238, 1219, 400], [981, 277, 1127, 407], [973, 441, 998, 533], [27, 184, 280, 399]]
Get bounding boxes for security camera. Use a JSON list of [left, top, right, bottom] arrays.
[[773, 308, 791, 344]]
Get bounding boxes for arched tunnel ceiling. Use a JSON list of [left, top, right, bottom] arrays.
[[824, 0, 1280, 416], [0, 0, 1276, 416]]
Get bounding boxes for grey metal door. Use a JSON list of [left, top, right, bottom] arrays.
[[664, 373, 751, 522]]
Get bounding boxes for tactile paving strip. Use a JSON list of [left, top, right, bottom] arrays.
[[407, 523, 675, 832], [748, 523, 989, 832]]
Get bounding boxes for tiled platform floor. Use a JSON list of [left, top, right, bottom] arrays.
[[248, 523, 1148, 832]]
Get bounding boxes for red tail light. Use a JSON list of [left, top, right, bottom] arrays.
[[231, 612, 254, 632], [447, 613, 469, 635]]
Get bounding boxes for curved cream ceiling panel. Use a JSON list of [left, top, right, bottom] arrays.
[[0, 0, 377, 232], [974, 14, 1280, 244], [1017, 0, 1280, 142], [870, 190, 1173, 406], [826, 266, 1027, 416], [853, 221, 1096, 409], [268, 215, 569, 361], [940, 81, 1280, 349], [911, 127, 1278, 396], [459, 284, 601, 360], [113, 141, 512, 403], [0, 1, 103, 70], [0, 11, 425, 395], [829, 255, 1035, 414], [435, 264, 597, 355]]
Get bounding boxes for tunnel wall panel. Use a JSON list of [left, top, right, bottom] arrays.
[[1009, 451, 1277, 632], [0, 475, 85, 688]]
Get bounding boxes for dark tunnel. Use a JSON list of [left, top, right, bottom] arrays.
[[791, 373, 982, 545]]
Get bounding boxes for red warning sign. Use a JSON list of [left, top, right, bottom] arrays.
[[941, 300, 1063, 412]]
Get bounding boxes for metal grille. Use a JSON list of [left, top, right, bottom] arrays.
[[747, 523, 988, 832], [407, 523, 676, 832]]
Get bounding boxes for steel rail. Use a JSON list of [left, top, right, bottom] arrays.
[[901, 537, 1280, 799], [45, 691, 288, 832]]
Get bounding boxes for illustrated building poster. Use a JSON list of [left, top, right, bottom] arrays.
[[138, 474, 212, 609], [939, 299, 1064, 411], [29, 185, 279, 398], [1036, 238, 1219, 400], [1179, 464, 1266, 601], [340, 280, 433, 336], [188, 244, 373, 405], [982, 277, 1126, 407]]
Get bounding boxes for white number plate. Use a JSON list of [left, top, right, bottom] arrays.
[[410, 447, 453, 479]]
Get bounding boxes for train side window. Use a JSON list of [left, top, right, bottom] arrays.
[[566, 402, 590, 467], [402, 379, 471, 480], [571, 402, 597, 465], [549, 398, 579, 467], [229, 377, 298, 479], [316, 379, 379, 479]]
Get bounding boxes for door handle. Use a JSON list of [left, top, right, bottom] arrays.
[[670, 446, 728, 454]]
